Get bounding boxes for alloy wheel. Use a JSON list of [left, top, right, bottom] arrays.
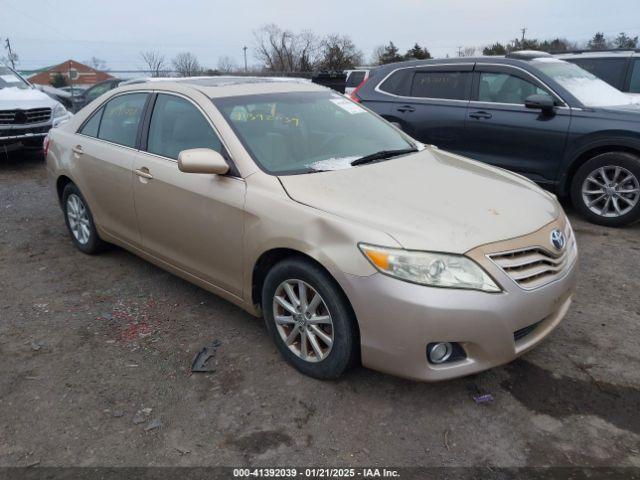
[[581, 165, 640, 218], [272, 279, 334, 363], [66, 193, 91, 245]]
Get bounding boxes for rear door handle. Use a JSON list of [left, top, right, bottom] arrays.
[[469, 111, 492, 120], [134, 168, 154, 180], [397, 105, 415, 113], [72, 145, 83, 155]]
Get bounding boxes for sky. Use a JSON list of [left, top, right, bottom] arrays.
[[2, 0, 639, 73]]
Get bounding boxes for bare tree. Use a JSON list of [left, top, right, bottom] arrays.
[[172, 52, 201, 77], [458, 46, 477, 57], [318, 34, 363, 71], [83, 56, 108, 71], [370, 45, 386, 65], [217, 55, 237, 74], [253, 24, 320, 72], [140, 50, 167, 77]]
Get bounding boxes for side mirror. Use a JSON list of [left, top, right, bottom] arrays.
[[525, 94, 555, 114], [178, 148, 229, 175]]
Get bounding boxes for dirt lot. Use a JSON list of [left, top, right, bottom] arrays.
[[1, 150, 639, 469]]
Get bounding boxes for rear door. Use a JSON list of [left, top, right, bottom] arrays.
[[132, 92, 246, 296], [463, 64, 571, 186], [378, 64, 473, 152], [74, 92, 149, 246]]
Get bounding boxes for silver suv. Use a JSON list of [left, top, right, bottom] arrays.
[[0, 65, 71, 153]]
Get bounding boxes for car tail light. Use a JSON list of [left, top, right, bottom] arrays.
[[349, 77, 368, 103], [43, 134, 51, 157]]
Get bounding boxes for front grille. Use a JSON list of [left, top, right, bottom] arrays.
[[514, 321, 542, 342], [0, 125, 50, 138], [0, 108, 52, 125], [488, 224, 576, 290]]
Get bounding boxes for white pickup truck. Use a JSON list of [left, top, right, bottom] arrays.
[[1, 65, 72, 153]]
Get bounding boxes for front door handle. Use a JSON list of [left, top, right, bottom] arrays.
[[397, 105, 415, 113], [134, 168, 154, 180], [469, 111, 492, 120], [72, 145, 83, 155]]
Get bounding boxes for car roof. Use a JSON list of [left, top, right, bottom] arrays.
[[373, 55, 550, 71], [116, 75, 323, 98], [556, 50, 639, 59]]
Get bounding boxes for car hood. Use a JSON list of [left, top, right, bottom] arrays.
[[278, 148, 560, 253], [0, 86, 58, 110]]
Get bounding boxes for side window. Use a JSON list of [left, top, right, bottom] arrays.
[[147, 94, 222, 160], [97, 93, 148, 148], [379, 69, 414, 96], [346, 71, 366, 88], [629, 59, 640, 94], [478, 72, 549, 104], [569, 58, 627, 89], [79, 107, 103, 137], [411, 71, 471, 100], [86, 83, 111, 102]]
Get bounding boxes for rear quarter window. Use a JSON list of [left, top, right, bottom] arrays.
[[378, 69, 414, 96], [346, 71, 366, 88], [629, 59, 640, 93]]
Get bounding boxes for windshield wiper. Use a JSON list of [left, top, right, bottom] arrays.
[[350, 148, 418, 166]]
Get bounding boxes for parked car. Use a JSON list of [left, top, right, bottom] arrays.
[[46, 78, 577, 382], [352, 51, 640, 227], [0, 64, 72, 153], [344, 69, 370, 97], [72, 78, 123, 112], [556, 49, 640, 95]]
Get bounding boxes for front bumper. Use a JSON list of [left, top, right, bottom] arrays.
[[0, 114, 71, 146], [338, 217, 578, 382]]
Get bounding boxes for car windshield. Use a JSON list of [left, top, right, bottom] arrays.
[[0, 66, 30, 89], [532, 58, 632, 107], [214, 91, 415, 175]]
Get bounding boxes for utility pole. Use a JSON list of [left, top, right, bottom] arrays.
[[457, 46, 463, 57], [521, 27, 527, 43], [5, 38, 15, 69], [242, 46, 248, 73]]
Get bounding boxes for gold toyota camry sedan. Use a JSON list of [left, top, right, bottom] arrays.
[[45, 77, 578, 381]]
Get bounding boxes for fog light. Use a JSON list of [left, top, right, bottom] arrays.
[[428, 342, 453, 364]]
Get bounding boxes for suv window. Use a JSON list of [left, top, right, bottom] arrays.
[[567, 58, 627, 90], [346, 71, 366, 88], [379, 69, 414, 96], [98, 93, 148, 148], [411, 71, 471, 100], [80, 108, 103, 137], [147, 94, 222, 160], [478, 72, 548, 104], [86, 82, 113, 102], [630, 59, 640, 94]]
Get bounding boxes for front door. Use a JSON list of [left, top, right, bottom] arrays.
[[132, 93, 246, 296], [463, 65, 571, 186]]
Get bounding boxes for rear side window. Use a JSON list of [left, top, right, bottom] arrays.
[[79, 108, 103, 137], [411, 71, 471, 100], [478, 72, 548, 104], [147, 94, 222, 160], [378, 69, 414, 96], [629, 59, 640, 93], [346, 71, 366, 88], [567, 58, 627, 89], [98, 93, 148, 148]]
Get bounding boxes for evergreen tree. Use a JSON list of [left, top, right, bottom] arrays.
[[404, 43, 431, 60]]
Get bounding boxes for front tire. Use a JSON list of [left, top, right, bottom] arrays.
[[62, 183, 105, 254], [571, 152, 640, 227], [262, 258, 358, 380]]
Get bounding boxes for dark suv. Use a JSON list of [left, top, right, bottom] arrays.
[[352, 52, 640, 227], [557, 50, 640, 94]]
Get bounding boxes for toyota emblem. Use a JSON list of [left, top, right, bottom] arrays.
[[550, 229, 566, 251]]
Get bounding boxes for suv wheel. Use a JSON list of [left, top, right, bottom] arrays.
[[62, 183, 105, 254], [571, 152, 640, 227], [262, 258, 357, 380]]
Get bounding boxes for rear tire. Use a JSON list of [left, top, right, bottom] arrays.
[[262, 257, 358, 380], [570, 152, 640, 227], [62, 183, 105, 254]]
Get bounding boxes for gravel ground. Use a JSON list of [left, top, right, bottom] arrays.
[[1, 150, 639, 469]]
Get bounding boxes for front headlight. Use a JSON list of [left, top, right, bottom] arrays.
[[359, 243, 501, 292], [52, 102, 68, 118]]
